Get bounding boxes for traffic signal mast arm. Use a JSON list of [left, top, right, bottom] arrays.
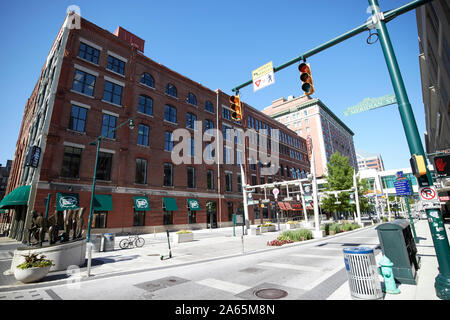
[[231, 0, 433, 93]]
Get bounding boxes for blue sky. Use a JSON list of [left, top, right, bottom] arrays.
[[0, 0, 426, 171]]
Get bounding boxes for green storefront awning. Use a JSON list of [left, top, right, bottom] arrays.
[[163, 197, 178, 211], [93, 194, 113, 211], [187, 198, 201, 211], [56, 193, 79, 211], [0, 185, 31, 209], [133, 196, 150, 211]]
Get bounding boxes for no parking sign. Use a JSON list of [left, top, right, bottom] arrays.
[[419, 186, 438, 202]]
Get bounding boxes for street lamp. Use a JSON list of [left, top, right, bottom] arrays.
[[86, 118, 135, 243]]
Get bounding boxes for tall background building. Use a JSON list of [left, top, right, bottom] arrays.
[[262, 95, 357, 178], [356, 150, 385, 172], [0, 160, 12, 201]]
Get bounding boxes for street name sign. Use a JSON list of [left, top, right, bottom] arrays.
[[252, 61, 275, 92], [394, 180, 411, 196], [344, 94, 397, 116]]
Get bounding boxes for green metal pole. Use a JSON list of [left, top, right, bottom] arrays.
[[369, 0, 450, 300], [404, 196, 418, 243], [86, 137, 101, 243], [44, 193, 51, 219]]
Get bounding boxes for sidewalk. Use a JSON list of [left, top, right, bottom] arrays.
[[0, 219, 448, 300], [328, 218, 449, 300]]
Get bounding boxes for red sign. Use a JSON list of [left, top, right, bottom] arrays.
[[278, 202, 286, 210], [439, 196, 450, 201], [284, 202, 293, 210]]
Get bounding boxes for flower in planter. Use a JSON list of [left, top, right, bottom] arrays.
[[17, 253, 53, 269], [176, 230, 192, 234]]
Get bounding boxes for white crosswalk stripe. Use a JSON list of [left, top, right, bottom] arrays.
[[196, 278, 250, 295], [291, 254, 342, 259], [258, 262, 322, 272]]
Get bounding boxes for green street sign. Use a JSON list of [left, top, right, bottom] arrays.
[[344, 94, 397, 116]]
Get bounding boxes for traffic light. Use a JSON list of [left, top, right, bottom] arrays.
[[230, 95, 242, 121], [298, 62, 314, 96], [434, 154, 450, 176], [410, 154, 427, 177]]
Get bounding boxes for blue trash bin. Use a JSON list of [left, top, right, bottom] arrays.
[[343, 247, 383, 300]]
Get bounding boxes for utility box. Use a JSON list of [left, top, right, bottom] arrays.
[[376, 219, 420, 285]]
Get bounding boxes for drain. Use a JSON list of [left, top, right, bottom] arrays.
[[254, 288, 288, 299]]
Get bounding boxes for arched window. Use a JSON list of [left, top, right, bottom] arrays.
[[165, 83, 177, 98], [140, 72, 154, 88], [187, 92, 197, 106], [205, 100, 214, 113]]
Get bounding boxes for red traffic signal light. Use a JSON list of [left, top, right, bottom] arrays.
[[298, 62, 314, 96], [434, 154, 450, 176], [230, 95, 242, 121]]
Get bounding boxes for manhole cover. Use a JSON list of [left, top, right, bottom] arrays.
[[254, 288, 288, 299]]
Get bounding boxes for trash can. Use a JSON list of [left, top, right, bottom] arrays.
[[376, 219, 420, 285], [103, 233, 115, 252], [90, 234, 103, 252], [343, 247, 383, 300]]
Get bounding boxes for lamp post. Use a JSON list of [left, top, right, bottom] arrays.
[[86, 118, 135, 243]]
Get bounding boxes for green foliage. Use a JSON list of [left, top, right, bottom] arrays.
[[17, 253, 53, 269], [277, 229, 313, 242]]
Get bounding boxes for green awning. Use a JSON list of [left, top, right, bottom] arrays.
[[163, 197, 178, 211], [0, 185, 31, 209], [56, 193, 79, 211], [134, 196, 150, 211], [93, 194, 113, 211], [187, 198, 201, 211]]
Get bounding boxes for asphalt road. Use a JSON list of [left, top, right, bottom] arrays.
[[0, 227, 381, 301]]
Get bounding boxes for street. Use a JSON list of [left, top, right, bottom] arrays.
[[0, 226, 380, 300]]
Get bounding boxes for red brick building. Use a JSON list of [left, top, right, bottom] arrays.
[[3, 13, 310, 241]]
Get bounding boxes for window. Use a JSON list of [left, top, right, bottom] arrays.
[[78, 42, 100, 64], [92, 212, 107, 228], [138, 95, 153, 116], [236, 150, 243, 165], [164, 105, 177, 123], [163, 163, 173, 186], [251, 175, 257, 186], [205, 119, 214, 132], [164, 131, 173, 151], [237, 174, 242, 192], [222, 107, 231, 120], [163, 209, 173, 225], [96, 152, 113, 181], [107, 55, 125, 75], [103, 81, 123, 105], [186, 112, 197, 130], [165, 83, 177, 97], [205, 100, 214, 113], [189, 138, 195, 157], [222, 124, 232, 141], [188, 209, 196, 224], [72, 69, 96, 96], [206, 143, 214, 161], [140, 72, 154, 87], [137, 124, 149, 146], [187, 93, 197, 106], [224, 147, 232, 164], [133, 210, 145, 226], [69, 105, 88, 132], [207, 170, 214, 190], [135, 158, 147, 184], [225, 172, 232, 192], [101, 114, 117, 139], [187, 167, 195, 188], [227, 202, 233, 222], [61, 146, 82, 178]]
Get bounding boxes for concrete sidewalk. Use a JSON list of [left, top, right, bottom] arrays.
[[0, 219, 448, 300]]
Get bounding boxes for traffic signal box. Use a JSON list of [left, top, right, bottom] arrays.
[[298, 63, 314, 96], [434, 154, 450, 176], [410, 154, 427, 177], [230, 95, 242, 121]]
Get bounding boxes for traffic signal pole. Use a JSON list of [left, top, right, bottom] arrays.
[[231, 0, 449, 300], [368, 0, 450, 300]]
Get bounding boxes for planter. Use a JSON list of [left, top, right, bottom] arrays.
[[329, 231, 336, 235], [268, 225, 276, 232], [14, 265, 51, 283], [250, 228, 261, 235], [286, 223, 300, 230], [260, 227, 269, 233], [174, 232, 194, 243]]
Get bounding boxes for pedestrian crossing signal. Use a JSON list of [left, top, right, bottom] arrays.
[[299, 63, 314, 96], [230, 95, 242, 121], [410, 154, 427, 177]]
